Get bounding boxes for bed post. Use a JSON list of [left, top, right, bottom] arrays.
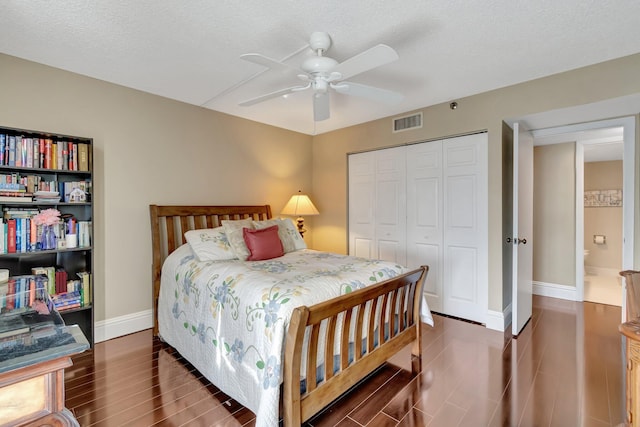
[[411, 265, 428, 375], [150, 205, 162, 336], [283, 305, 309, 427]]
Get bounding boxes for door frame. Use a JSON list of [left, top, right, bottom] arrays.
[[530, 116, 635, 317]]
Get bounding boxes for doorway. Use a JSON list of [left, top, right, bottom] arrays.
[[528, 116, 635, 320], [534, 126, 625, 307]]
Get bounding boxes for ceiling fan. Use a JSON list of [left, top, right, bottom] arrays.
[[238, 32, 404, 121]]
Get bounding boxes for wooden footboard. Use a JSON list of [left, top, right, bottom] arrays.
[[283, 266, 428, 426]]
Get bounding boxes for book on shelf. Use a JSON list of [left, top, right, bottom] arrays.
[[51, 290, 82, 311], [7, 219, 16, 253], [0, 195, 34, 203], [78, 143, 89, 171], [0, 133, 89, 171], [0, 210, 92, 254], [77, 271, 91, 305], [33, 190, 60, 203], [31, 267, 91, 307]]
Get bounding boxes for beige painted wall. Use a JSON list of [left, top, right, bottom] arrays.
[[533, 143, 576, 286], [584, 161, 623, 269], [0, 53, 312, 324], [312, 53, 640, 312]]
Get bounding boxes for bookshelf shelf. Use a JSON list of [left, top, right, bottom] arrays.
[[0, 125, 94, 346], [0, 246, 92, 258]]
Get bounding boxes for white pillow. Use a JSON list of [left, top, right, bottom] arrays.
[[253, 218, 307, 253], [184, 227, 236, 261], [221, 219, 254, 261]]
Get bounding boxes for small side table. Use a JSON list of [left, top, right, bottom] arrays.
[[0, 276, 89, 426]]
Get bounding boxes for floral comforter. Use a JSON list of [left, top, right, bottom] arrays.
[[158, 245, 432, 427]]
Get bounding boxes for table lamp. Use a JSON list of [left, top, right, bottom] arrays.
[[281, 190, 319, 237]]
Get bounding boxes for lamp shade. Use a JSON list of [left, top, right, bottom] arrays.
[[281, 191, 319, 216]]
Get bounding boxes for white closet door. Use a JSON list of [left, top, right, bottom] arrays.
[[406, 141, 443, 312], [348, 151, 376, 258], [442, 133, 488, 323], [374, 147, 407, 265]]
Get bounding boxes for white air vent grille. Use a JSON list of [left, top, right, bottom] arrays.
[[392, 113, 423, 133]]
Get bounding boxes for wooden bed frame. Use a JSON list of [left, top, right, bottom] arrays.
[[150, 204, 427, 426]]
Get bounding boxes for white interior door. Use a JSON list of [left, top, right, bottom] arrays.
[[512, 122, 534, 336]]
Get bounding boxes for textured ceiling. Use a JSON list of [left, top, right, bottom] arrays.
[[1, 1, 640, 135]]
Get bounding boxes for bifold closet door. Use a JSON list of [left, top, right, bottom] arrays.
[[348, 147, 406, 265], [348, 133, 487, 323]]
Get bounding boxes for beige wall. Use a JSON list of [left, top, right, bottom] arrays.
[[0, 53, 312, 324], [312, 53, 640, 312], [533, 143, 576, 286], [584, 161, 623, 269]]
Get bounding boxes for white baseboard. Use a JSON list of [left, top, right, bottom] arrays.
[[532, 281, 577, 301], [486, 303, 512, 332], [95, 309, 153, 343]]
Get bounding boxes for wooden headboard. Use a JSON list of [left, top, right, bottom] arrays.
[[149, 205, 272, 335]]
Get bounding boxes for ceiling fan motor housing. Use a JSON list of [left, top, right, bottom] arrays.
[[301, 56, 338, 76]]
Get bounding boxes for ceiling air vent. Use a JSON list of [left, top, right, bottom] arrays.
[[392, 112, 423, 133]]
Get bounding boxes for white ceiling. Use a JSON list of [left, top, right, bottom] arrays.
[[1, 1, 640, 135]]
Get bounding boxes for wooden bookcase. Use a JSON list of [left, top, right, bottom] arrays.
[[0, 125, 94, 346]]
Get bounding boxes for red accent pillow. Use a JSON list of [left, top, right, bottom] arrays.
[[243, 225, 284, 261]]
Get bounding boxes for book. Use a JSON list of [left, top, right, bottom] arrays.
[[0, 134, 5, 165], [15, 136, 22, 167], [7, 219, 16, 253], [0, 195, 33, 203], [78, 143, 89, 171], [8, 136, 16, 166], [44, 139, 52, 169], [77, 272, 91, 305]]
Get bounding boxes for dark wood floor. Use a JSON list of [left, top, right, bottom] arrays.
[[65, 296, 625, 426]]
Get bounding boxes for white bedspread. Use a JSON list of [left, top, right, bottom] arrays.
[[158, 245, 432, 427]]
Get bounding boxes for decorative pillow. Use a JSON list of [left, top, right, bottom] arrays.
[[221, 219, 254, 261], [184, 226, 236, 261], [243, 225, 284, 261], [253, 218, 307, 252]]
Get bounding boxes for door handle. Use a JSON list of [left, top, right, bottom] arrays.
[[506, 237, 512, 244]]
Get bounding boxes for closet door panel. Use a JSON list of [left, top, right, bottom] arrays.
[[375, 147, 406, 265], [446, 246, 478, 303], [348, 152, 375, 258], [442, 133, 488, 323], [407, 141, 443, 311]]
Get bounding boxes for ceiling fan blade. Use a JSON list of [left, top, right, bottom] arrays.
[[332, 44, 399, 80], [332, 81, 404, 104], [313, 92, 330, 121], [240, 53, 301, 75], [239, 84, 309, 106]]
